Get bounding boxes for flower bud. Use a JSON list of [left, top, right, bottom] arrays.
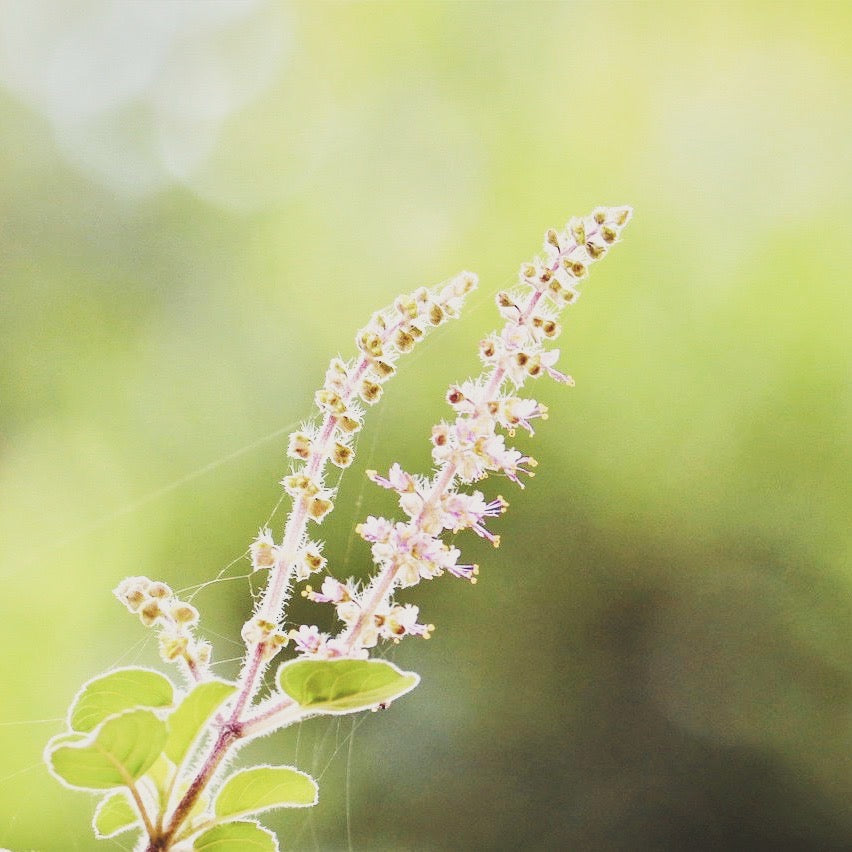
[[431, 423, 450, 447], [395, 296, 418, 319], [159, 633, 188, 662], [332, 442, 354, 468], [315, 389, 346, 415], [122, 588, 146, 611], [301, 547, 326, 574], [447, 386, 465, 406], [357, 331, 384, 358], [564, 259, 586, 278], [148, 582, 171, 599], [172, 603, 199, 625], [394, 329, 415, 352], [372, 359, 395, 378], [525, 355, 543, 378], [140, 601, 161, 626], [309, 496, 334, 521], [241, 616, 276, 645], [287, 432, 312, 461], [338, 414, 361, 433], [250, 529, 276, 571], [359, 380, 383, 404], [479, 337, 497, 359], [282, 474, 319, 496], [585, 241, 606, 260], [190, 640, 212, 667]]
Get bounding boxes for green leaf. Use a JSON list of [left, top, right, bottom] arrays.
[[276, 658, 419, 714], [46, 709, 167, 790], [214, 766, 318, 820], [92, 791, 140, 838], [144, 754, 176, 810], [193, 821, 278, 851], [69, 667, 174, 733], [165, 679, 236, 764]]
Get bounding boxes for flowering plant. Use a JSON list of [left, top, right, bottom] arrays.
[[45, 206, 632, 851]]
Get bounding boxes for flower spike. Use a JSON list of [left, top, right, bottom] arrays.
[[54, 208, 632, 851], [298, 206, 633, 657]]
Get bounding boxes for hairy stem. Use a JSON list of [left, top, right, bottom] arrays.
[[240, 698, 304, 739], [150, 726, 239, 850], [153, 308, 423, 848]]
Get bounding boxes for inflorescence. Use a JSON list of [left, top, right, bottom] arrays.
[[113, 206, 632, 675], [50, 206, 632, 852]]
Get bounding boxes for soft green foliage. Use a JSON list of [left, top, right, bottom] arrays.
[[92, 792, 139, 838], [46, 709, 166, 790], [69, 667, 174, 733], [277, 658, 420, 714], [165, 680, 236, 764], [214, 766, 318, 819], [146, 754, 176, 810], [193, 821, 279, 851]]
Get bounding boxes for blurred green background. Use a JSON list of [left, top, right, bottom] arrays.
[[1, 1, 850, 850]]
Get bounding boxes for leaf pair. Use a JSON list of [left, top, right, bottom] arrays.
[[45, 668, 243, 841], [92, 763, 317, 845], [45, 668, 235, 792], [46, 658, 420, 848], [47, 659, 419, 791]]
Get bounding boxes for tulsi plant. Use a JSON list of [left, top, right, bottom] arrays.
[[45, 206, 633, 851]]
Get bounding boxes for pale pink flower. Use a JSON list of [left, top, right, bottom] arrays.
[[439, 491, 507, 543], [309, 206, 631, 655], [306, 576, 352, 604], [289, 624, 329, 655]]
